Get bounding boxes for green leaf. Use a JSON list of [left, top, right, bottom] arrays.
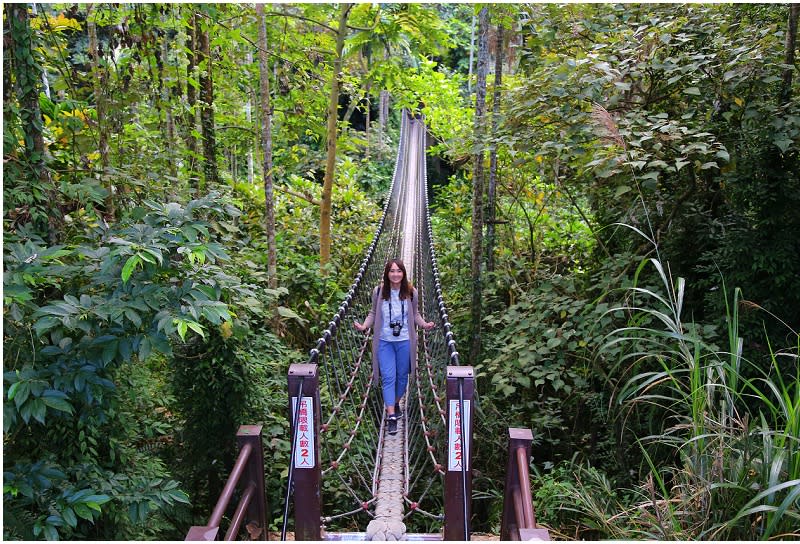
[[124, 308, 142, 328], [7, 381, 20, 401], [31, 398, 47, 424], [277, 306, 307, 325], [683, 87, 701, 95], [138, 336, 152, 360], [84, 494, 111, 505], [176, 320, 188, 341], [138, 500, 149, 522], [41, 396, 73, 414], [34, 316, 61, 336], [73, 502, 94, 521], [43, 524, 59, 541], [101, 339, 118, 364], [186, 321, 205, 338], [773, 138, 793, 153], [170, 489, 190, 504], [121, 255, 140, 283], [62, 507, 78, 528]]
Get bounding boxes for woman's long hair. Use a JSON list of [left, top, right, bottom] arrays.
[[381, 258, 412, 301]]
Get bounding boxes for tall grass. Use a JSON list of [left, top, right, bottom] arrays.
[[594, 256, 800, 539]]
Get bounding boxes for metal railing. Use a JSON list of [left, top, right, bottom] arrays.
[[500, 428, 550, 541], [185, 425, 268, 541]]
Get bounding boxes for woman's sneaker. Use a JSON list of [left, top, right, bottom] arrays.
[[387, 414, 398, 435]]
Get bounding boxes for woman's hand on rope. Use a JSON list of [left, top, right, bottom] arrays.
[[422, 321, 435, 331], [354, 321, 368, 332]]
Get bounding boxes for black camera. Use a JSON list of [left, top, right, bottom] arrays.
[[390, 320, 402, 337]]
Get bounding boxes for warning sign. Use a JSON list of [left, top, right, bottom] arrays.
[[291, 396, 315, 469], [448, 399, 471, 471]]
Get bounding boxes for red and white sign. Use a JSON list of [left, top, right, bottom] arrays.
[[448, 399, 471, 471], [291, 396, 315, 469]]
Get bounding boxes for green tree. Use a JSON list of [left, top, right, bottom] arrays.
[[469, 7, 489, 365], [256, 3, 277, 289], [320, 3, 352, 271]]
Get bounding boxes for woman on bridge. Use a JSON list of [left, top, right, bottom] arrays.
[[354, 259, 435, 435]]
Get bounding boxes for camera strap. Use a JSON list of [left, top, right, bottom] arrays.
[[388, 297, 405, 327]]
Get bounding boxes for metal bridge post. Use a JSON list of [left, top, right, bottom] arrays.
[[236, 425, 268, 540], [501, 428, 533, 540], [288, 364, 322, 540], [500, 428, 549, 541], [444, 366, 474, 541]]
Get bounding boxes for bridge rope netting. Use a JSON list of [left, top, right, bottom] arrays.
[[281, 112, 462, 540]]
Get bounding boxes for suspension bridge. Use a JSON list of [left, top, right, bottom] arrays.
[[185, 112, 549, 541]]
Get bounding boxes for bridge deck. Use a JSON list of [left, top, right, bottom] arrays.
[[364, 118, 426, 541]]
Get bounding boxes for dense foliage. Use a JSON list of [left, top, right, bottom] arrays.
[[4, 2, 798, 540], [428, 3, 799, 538]]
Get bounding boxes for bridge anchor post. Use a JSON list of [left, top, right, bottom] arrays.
[[444, 365, 474, 541], [288, 364, 322, 540]]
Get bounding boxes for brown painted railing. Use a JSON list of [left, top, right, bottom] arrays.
[[185, 425, 268, 541], [500, 428, 550, 541]]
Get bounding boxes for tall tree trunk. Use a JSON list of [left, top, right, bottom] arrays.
[[160, 14, 177, 180], [10, 4, 45, 171], [366, 94, 371, 160], [780, 4, 799, 105], [485, 25, 504, 273], [185, 10, 199, 195], [87, 4, 114, 216], [246, 51, 255, 184], [468, 13, 476, 94], [256, 4, 278, 289], [29, 4, 50, 99], [197, 18, 219, 187], [9, 2, 61, 242], [379, 89, 389, 144], [378, 48, 389, 151], [469, 7, 490, 365], [320, 3, 352, 271]]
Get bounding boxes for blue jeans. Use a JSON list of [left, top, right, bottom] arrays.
[[378, 339, 410, 408]]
